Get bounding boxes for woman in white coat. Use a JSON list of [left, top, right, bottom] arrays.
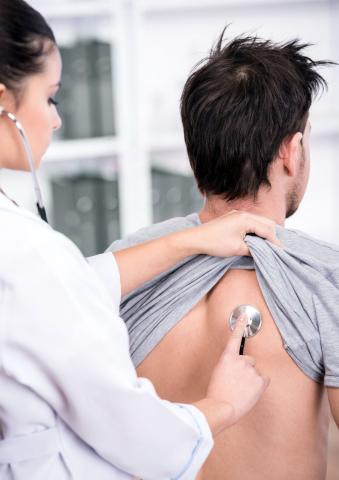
[[0, 1, 278, 478]]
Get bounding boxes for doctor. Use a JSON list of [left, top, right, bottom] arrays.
[[0, 1, 277, 479]]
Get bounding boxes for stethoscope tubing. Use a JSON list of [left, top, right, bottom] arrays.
[[0, 106, 48, 222]]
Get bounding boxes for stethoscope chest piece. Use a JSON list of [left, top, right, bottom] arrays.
[[229, 304, 262, 354], [229, 304, 262, 338]]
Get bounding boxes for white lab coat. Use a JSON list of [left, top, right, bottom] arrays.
[[0, 194, 213, 480]]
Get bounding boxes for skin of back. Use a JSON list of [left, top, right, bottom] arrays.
[[137, 269, 330, 479]]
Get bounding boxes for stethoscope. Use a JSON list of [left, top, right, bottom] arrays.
[[0, 105, 48, 222], [229, 304, 262, 354]]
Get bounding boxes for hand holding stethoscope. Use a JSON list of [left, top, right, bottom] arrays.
[[229, 304, 262, 354]]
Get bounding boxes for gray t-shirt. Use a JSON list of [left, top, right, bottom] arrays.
[[107, 213, 339, 388]]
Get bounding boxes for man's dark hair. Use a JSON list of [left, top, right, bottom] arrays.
[[181, 29, 331, 200]]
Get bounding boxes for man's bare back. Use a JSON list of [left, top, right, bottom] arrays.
[[137, 268, 330, 479]]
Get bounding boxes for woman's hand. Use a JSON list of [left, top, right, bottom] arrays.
[[194, 315, 270, 437], [181, 210, 282, 257], [114, 210, 282, 296]]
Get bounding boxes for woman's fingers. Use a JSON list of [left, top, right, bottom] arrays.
[[226, 210, 284, 250], [192, 209, 284, 258], [224, 314, 248, 355], [243, 355, 256, 367], [207, 316, 270, 425], [244, 214, 284, 248]]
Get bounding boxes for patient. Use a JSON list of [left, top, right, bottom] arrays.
[[109, 31, 338, 479]]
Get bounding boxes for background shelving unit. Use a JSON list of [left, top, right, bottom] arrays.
[[1, 0, 338, 245]]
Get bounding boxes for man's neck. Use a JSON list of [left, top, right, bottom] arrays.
[[199, 194, 286, 226]]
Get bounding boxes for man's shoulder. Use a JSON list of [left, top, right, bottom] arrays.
[[106, 213, 200, 252], [279, 226, 339, 261]]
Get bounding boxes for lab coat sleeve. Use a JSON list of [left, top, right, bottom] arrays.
[[1, 228, 213, 479], [87, 252, 121, 312]]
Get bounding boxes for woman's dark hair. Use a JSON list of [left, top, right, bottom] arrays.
[[181, 28, 331, 200], [0, 0, 56, 102]]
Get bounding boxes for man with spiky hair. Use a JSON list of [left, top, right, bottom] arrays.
[[108, 30, 337, 479]]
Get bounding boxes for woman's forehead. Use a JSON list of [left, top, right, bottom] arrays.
[[44, 48, 62, 83]]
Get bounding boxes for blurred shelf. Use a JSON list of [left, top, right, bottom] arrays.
[[44, 137, 122, 163], [140, 0, 324, 14], [147, 111, 339, 151], [148, 133, 185, 153], [44, 108, 338, 166], [30, 0, 115, 19], [148, 110, 339, 177], [151, 155, 192, 176], [149, 134, 191, 176]]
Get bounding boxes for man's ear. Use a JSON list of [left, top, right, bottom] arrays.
[[278, 132, 303, 177]]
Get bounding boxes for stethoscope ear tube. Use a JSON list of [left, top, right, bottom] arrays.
[[37, 203, 48, 223], [0, 106, 48, 223]]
